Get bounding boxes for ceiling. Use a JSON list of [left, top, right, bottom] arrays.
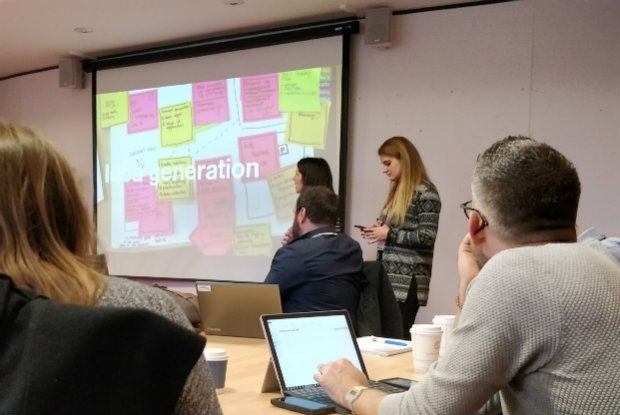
[[0, 0, 483, 79]]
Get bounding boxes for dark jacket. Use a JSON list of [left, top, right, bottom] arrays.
[[265, 227, 363, 321], [0, 274, 205, 415], [356, 261, 403, 339]]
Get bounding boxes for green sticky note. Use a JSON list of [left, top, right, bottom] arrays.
[[98, 92, 129, 129], [160, 102, 194, 147], [278, 68, 321, 112]]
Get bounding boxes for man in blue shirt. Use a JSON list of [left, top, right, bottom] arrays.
[[265, 186, 363, 320]]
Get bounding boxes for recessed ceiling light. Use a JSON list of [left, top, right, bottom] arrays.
[[223, 0, 244, 5], [73, 27, 93, 34]]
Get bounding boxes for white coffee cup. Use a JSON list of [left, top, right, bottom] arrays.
[[204, 347, 229, 389], [409, 324, 442, 373], [432, 315, 456, 360]]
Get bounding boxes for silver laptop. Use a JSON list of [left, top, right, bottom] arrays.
[[260, 310, 403, 406], [197, 281, 282, 338]]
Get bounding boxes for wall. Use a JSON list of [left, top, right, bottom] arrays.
[[0, 71, 94, 211], [1, 0, 619, 320], [348, 0, 620, 324]]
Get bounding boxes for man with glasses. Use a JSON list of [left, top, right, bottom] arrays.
[[315, 136, 620, 415]]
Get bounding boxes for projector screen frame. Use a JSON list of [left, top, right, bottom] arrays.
[[90, 20, 357, 281]]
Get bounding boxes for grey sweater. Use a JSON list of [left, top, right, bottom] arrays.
[[98, 277, 222, 415], [381, 180, 441, 305], [380, 241, 620, 415]]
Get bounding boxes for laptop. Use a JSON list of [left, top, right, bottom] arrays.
[[260, 310, 404, 407], [197, 281, 282, 338]]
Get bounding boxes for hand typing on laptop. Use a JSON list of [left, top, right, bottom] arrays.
[[315, 359, 387, 415]]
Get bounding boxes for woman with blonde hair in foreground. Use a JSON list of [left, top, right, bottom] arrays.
[[0, 120, 222, 415]]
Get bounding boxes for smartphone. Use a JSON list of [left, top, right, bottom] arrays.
[[354, 225, 366, 230], [270, 396, 334, 415], [379, 377, 417, 390]]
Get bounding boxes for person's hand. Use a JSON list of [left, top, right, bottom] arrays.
[[457, 233, 481, 308], [314, 359, 369, 408], [361, 224, 389, 244], [281, 227, 293, 245], [458, 233, 481, 287]]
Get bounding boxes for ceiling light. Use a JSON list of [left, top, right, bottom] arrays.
[[73, 27, 93, 34]]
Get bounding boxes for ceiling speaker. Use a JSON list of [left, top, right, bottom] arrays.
[[365, 7, 392, 49], [58, 58, 84, 89]]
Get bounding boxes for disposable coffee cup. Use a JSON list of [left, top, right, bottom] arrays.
[[410, 324, 442, 373], [204, 348, 228, 389], [432, 315, 456, 360]]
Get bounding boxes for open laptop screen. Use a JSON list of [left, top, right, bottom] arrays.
[[262, 311, 367, 390]]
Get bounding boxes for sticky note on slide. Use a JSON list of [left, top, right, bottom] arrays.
[[190, 225, 234, 256], [238, 132, 280, 182], [98, 92, 129, 129], [267, 165, 298, 221], [192, 80, 230, 125], [160, 102, 193, 147], [233, 224, 272, 257], [157, 157, 193, 200], [240, 73, 280, 122], [139, 201, 174, 237], [124, 178, 157, 222], [285, 101, 330, 149], [279, 68, 321, 113], [128, 89, 159, 134]]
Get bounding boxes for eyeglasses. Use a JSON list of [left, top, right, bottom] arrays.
[[459, 200, 489, 234]]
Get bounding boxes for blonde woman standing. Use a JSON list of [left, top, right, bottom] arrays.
[[361, 136, 441, 336]]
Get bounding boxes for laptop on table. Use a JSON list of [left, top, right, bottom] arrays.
[[260, 310, 405, 409], [197, 281, 282, 338]]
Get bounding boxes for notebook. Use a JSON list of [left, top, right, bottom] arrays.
[[197, 282, 282, 338], [260, 310, 404, 406]]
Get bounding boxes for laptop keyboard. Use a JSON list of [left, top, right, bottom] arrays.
[[289, 380, 405, 405], [289, 385, 334, 404]]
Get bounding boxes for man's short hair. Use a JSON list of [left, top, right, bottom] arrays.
[[296, 186, 338, 226], [473, 136, 581, 241]]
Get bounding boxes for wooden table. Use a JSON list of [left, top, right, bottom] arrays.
[[206, 335, 424, 414]]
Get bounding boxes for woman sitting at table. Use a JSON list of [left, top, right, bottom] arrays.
[[0, 120, 222, 415]]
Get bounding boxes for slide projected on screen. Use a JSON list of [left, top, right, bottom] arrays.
[[95, 36, 344, 281]]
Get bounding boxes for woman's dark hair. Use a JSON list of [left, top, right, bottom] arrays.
[[297, 158, 334, 191]]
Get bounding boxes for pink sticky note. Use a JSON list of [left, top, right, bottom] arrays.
[[190, 225, 233, 256], [124, 178, 157, 222], [192, 80, 230, 125], [238, 132, 280, 182], [195, 157, 236, 227], [240, 73, 280, 122], [128, 90, 159, 134], [139, 202, 174, 237]]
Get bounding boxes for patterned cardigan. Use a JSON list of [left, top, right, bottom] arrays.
[[380, 180, 441, 306]]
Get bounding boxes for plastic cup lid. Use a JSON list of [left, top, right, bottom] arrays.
[[409, 324, 442, 334], [432, 315, 456, 324], [204, 347, 228, 360]]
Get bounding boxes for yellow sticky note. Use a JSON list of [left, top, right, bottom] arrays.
[[157, 156, 193, 200], [267, 165, 298, 221], [233, 224, 272, 257], [278, 68, 321, 112], [98, 92, 129, 128], [285, 101, 330, 149], [160, 102, 193, 147]]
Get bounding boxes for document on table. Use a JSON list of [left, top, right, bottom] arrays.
[[357, 336, 412, 356]]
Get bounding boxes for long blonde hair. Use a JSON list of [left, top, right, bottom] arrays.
[[0, 121, 104, 305], [378, 136, 429, 227]]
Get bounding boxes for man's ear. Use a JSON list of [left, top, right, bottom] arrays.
[[469, 211, 486, 245], [298, 207, 308, 223]]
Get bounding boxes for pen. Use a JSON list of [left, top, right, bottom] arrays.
[[371, 336, 408, 347]]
